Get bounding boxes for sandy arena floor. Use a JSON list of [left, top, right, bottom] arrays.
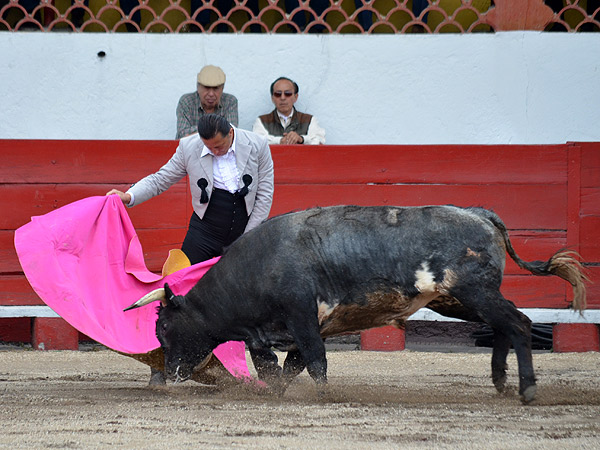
[[1, 347, 599, 449]]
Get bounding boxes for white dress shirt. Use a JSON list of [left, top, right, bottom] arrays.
[[201, 142, 239, 194]]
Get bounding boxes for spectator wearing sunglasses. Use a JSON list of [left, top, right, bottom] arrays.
[[252, 77, 325, 145], [176, 65, 239, 139]]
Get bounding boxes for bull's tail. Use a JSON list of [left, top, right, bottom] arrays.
[[469, 207, 588, 312]]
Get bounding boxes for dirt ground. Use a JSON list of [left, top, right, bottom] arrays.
[[1, 346, 599, 449]]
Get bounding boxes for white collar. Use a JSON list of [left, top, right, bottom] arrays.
[[200, 128, 236, 158], [277, 108, 295, 122]]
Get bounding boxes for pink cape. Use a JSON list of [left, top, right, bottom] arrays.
[[14, 195, 253, 380]]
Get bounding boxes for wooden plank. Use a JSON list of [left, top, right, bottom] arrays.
[[581, 187, 600, 216], [3, 182, 569, 231], [0, 142, 569, 186], [2, 228, 186, 275], [270, 184, 568, 230], [0, 275, 42, 306], [500, 275, 567, 308], [583, 266, 600, 308], [567, 144, 581, 254], [32, 317, 79, 350], [0, 140, 177, 184], [360, 326, 405, 351], [137, 228, 188, 273], [0, 274, 583, 309], [554, 323, 600, 352], [579, 142, 600, 188], [503, 231, 566, 274], [127, 183, 191, 229], [0, 317, 31, 342], [0, 182, 189, 230], [0, 231, 19, 273], [1, 228, 563, 276], [580, 216, 600, 262], [271, 144, 568, 185]]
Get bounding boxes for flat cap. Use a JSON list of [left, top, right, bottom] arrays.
[[197, 65, 226, 87]]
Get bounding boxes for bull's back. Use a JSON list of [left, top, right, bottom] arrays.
[[267, 205, 502, 268], [217, 205, 505, 334]]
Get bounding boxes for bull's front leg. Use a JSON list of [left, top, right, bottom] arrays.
[[248, 344, 282, 383], [305, 351, 328, 395], [286, 315, 328, 396], [282, 349, 306, 386], [256, 349, 308, 397]]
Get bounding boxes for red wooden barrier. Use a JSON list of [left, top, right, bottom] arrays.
[[32, 318, 79, 351], [553, 324, 600, 352], [1, 140, 598, 350], [360, 326, 406, 352]]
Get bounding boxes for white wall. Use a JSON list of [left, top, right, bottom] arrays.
[[1, 32, 599, 144]]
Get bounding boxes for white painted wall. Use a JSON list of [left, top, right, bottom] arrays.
[[1, 32, 599, 144]]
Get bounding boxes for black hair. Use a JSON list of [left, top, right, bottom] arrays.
[[270, 77, 299, 95], [197, 113, 232, 139]]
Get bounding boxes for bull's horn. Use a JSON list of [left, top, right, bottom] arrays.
[[123, 288, 166, 312]]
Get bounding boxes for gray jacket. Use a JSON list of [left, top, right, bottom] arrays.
[[128, 127, 274, 233]]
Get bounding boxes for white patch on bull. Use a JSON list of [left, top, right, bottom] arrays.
[[414, 262, 436, 294], [317, 299, 338, 325], [439, 268, 457, 294], [386, 208, 400, 224]]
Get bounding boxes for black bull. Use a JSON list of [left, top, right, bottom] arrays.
[[125, 205, 587, 404]]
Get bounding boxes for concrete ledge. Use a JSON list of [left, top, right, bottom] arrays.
[[0, 306, 60, 318], [3, 306, 600, 352], [409, 308, 600, 324], [3, 306, 599, 322]]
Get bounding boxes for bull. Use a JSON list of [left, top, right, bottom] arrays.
[[125, 205, 587, 404]]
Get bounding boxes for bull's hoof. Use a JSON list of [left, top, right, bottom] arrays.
[[148, 368, 166, 387], [492, 374, 507, 393], [520, 384, 537, 404], [316, 383, 330, 400], [264, 380, 288, 397]]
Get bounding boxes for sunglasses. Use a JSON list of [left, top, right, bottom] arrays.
[[272, 91, 294, 98]]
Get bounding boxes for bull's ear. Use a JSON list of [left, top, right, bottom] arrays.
[[163, 283, 184, 308], [164, 283, 175, 304]]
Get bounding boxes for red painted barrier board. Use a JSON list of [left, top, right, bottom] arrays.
[[1, 140, 598, 348]]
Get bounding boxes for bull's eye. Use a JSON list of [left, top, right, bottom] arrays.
[[157, 321, 168, 338]]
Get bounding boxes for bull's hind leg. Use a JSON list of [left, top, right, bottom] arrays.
[[496, 310, 536, 404], [490, 330, 511, 393], [427, 299, 513, 394], [451, 286, 536, 404]]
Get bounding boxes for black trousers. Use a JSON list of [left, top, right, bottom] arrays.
[[181, 188, 249, 265]]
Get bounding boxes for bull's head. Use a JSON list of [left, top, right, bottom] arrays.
[[124, 283, 215, 382]]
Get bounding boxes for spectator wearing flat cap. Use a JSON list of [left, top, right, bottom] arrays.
[[176, 65, 239, 139]]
